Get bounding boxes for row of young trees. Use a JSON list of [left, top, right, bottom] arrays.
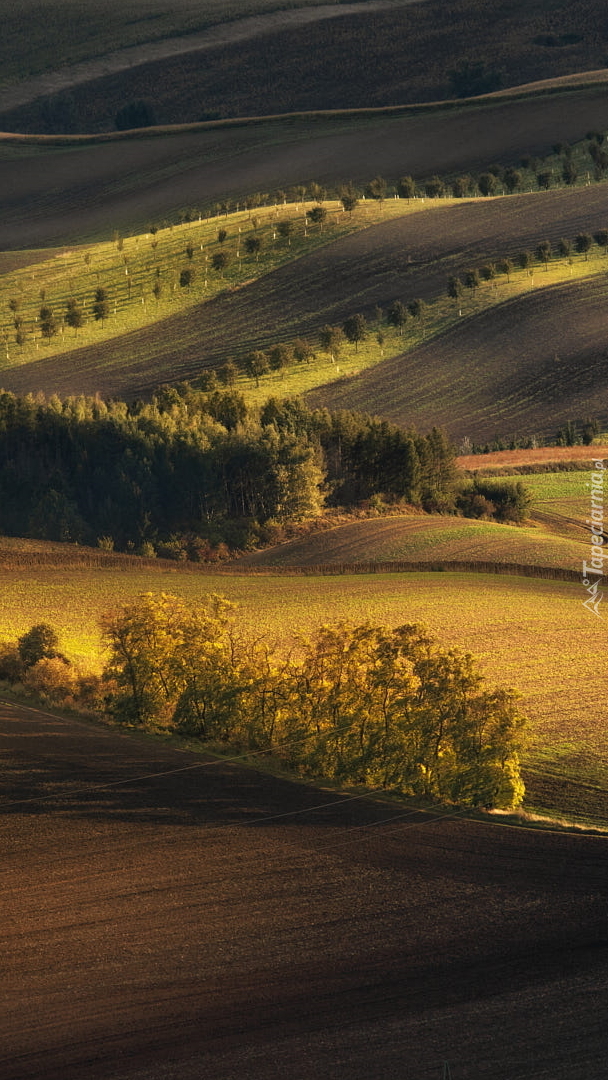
[[188, 128, 606, 220], [101, 592, 527, 809], [447, 228, 608, 301], [461, 416, 602, 455], [8, 290, 109, 345], [0, 387, 460, 552], [194, 301, 430, 392]]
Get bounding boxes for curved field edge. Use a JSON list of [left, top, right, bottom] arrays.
[[3, 85, 608, 249], [234, 514, 586, 570], [5, 76, 608, 146], [3, 78, 608, 145], [0, 566, 605, 822]]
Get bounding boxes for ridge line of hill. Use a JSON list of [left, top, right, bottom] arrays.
[[3, 76, 608, 145]]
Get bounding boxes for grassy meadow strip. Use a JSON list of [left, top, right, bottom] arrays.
[[517, 471, 593, 520], [0, 197, 434, 372]]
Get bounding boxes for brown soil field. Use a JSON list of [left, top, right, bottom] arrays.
[[2, 85, 608, 250], [457, 445, 608, 469], [307, 274, 608, 442], [0, 2, 394, 115], [4, 183, 608, 402], [3, 0, 608, 135], [2, 697, 608, 1080]]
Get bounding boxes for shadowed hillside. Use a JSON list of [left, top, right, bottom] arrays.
[[3, 85, 608, 248], [307, 275, 608, 441]]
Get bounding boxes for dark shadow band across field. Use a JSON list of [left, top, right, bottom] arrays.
[[2, 84, 608, 248], [2, 697, 608, 1080]]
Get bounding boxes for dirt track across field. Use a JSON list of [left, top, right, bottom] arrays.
[[2, 698, 608, 1080]]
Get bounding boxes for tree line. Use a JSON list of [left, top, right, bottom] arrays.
[[171, 128, 608, 225], [446, 227, 608, 304], [99, 592, 526, 809], [0, 387, 462, 555]]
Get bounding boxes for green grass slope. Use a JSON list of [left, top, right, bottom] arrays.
[[3, 85, 608, 249], [233, 513, 585, 570]]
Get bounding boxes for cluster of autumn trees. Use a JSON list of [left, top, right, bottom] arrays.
[[0, 387, 460, 553], [0, 622, 103, 709], [101, 592, 526, 809]]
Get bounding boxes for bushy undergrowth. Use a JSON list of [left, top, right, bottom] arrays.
[[456, 478, 531, 522]]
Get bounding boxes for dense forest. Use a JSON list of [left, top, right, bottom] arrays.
[[0, 386, 463, 554]]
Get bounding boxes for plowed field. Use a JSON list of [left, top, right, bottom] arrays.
[[2, 699, 608, 1080], [308, 275, 608, 442], [3, 85, 608, 249]]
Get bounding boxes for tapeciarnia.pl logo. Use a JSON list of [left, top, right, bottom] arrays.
[[582, 459, 605, 617]]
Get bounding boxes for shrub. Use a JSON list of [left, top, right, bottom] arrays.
[[0, 643, 24, 683], [24, 657, 77, 702]]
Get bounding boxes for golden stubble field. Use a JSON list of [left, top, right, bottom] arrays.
[[1, 565, 605, 808]]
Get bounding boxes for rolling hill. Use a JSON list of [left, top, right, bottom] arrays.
[[307, 273, 608, 441], [3, 183, 608, 414], [233, 513, 586, 570], [2, 83, 608, 249]]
